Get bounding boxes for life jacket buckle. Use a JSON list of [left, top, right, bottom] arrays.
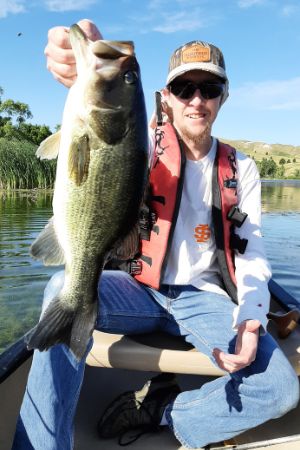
[[224, 178, 237, 189], [129, 259, 142, 275], [227, 205, 248, 228]]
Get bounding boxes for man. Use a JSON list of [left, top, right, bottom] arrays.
[[12, 19, 299, 450]]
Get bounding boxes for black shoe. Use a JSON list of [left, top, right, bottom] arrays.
[[97, 372, 181, 446]]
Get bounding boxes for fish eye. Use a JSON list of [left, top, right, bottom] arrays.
[[123, 71, 138, 84]]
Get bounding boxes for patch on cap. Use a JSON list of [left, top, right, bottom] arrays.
[[182, 45, 211, 63]]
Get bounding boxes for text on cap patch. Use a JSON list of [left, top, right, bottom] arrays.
[[182, 45, 211, 63]]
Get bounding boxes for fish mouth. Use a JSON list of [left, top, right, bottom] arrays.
[[69, 24, 135, 60], [91, 40, 135, 59]]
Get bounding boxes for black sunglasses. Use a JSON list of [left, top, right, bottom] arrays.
[[168, 80, 225, 100]]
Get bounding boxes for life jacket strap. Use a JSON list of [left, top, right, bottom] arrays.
[[139, 205, 158, 241], [230, 232, 248, 254], [227, 205, 248, 228], [155, 91, 163, 126]]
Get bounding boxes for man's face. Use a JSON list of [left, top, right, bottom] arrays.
[[163, 70, 223, 145]]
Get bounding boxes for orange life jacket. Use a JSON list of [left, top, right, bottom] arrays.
[[132, 122, 248, 304]]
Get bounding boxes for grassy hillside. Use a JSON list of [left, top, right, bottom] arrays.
[[221, 138, 300, 178]]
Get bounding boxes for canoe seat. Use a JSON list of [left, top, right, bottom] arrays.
[[86, 322, 300, 376]]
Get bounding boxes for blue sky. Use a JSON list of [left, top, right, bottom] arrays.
[[1, 0, 300, 145]]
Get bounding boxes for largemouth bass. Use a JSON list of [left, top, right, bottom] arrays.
[[27, 24, 148, 360]]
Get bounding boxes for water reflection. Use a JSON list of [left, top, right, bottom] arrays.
[[262, 180, 300, 213], [0, 183, 300, 352], [0, 190, 58, 352]]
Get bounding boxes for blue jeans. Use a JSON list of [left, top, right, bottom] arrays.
[[12, 270, 299, 449]]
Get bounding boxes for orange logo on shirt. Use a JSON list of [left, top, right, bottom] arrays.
[[194, 224, 211, 243]]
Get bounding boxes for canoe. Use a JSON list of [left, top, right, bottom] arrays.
[[0, 278, 299, 450]]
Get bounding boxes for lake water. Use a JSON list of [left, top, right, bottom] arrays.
[[0, 181, 300, 353]]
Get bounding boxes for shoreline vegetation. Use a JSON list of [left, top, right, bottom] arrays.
[[1, 85, 299, 189], [0, 138, 56, 190], [1, 136, 299, 190], [0, 86, 56, 190]]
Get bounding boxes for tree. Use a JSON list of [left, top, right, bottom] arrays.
[[257, 158, 277, 178], [279, 158, 286, 165], [277, 164, 285, 178], [0, 86, 52, 145], [18, 123, 52, 145], [0, 98, 32, 125]]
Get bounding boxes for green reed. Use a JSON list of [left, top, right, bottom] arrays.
[[0, 137, 56, 189]]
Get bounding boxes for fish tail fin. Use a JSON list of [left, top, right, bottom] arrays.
[[27, 297, 97, 361]]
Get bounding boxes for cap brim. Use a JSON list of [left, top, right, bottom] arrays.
[[166, 62, 227, 85]]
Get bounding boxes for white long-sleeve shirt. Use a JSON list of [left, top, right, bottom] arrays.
[[149, 133, 271, 331]]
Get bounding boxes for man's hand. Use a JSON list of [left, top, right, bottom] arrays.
[[212, 319, 260, 373], [44, 19, 103, 87]]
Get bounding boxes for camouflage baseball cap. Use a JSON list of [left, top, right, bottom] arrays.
[[166, 41, 229, 104], [167, 40, 227, 84]]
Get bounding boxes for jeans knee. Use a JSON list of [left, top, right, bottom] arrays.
[[269, 364, 299, 417], [283, 370, 300, 412]]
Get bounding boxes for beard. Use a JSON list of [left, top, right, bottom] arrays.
[[164, 103, 212, 145], [180, 120, 212, 145]]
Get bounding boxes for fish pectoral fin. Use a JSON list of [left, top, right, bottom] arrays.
[[36, 131, 61, 160], [30, 217, 65, 266], [68, 134, 90, 185], [111, 222, 140, 260]]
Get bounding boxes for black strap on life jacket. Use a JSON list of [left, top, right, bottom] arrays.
[[227, 205, 248, 254], [155, 91, 163, 127]]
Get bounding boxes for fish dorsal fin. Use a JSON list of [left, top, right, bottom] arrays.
[[36, 131, 61, 160], [30, 217, 65, 266], [68, 133, 90, 186]]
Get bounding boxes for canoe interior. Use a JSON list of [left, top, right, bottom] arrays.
[[1, 279, 299, 450], [1, 356, 300, 450]]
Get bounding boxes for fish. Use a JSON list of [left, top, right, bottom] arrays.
[[27, 24, 148, 360]]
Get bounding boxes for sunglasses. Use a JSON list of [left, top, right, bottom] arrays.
[[168, 80, 225, 100]]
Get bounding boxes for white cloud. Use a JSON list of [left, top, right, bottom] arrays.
[[153, 10, 209, 33], [281, 4, 300, 17], [229, 77, 300, 111], [0, 0, 26, 18], [45, 0, 97, 12], [237, 0, 266, 8], [147, 0, 169, 9], [128, 0, 217, 34]]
